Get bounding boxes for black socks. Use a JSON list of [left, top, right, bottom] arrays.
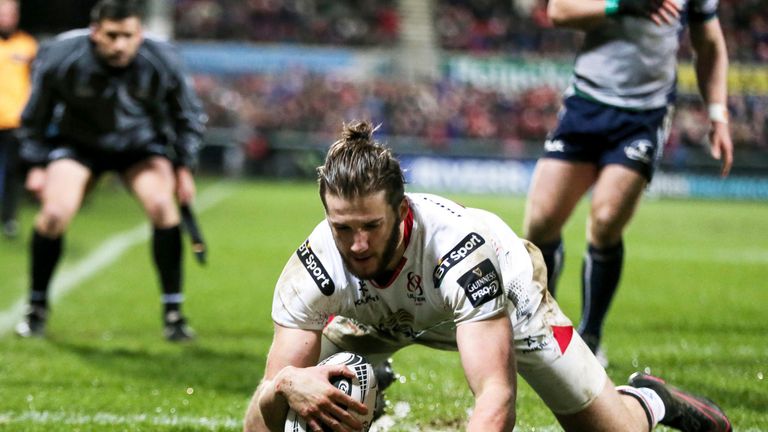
[[30, 230, 63, 309], [578, 241, 624, 340], [152, 225, 183, 314]]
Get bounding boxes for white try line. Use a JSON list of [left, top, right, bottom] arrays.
[[0, 183, 233, 337], [0, 410, 241, 430], [0, 408, 567, 432], [4, 409, 765, 432]]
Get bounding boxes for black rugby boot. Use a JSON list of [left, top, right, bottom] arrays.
[[163, 311, 196, 341], [628, 372, 732, 432]]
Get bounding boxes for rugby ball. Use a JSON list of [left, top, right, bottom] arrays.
[[284, 352, 378, 432]]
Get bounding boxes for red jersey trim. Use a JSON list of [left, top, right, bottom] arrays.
[[371, 203, 414, 288]]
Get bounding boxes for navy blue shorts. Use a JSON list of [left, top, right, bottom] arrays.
[[543, 95, 672, 181], [48, 143, 169, 177]]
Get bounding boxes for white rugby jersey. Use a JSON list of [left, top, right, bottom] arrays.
[[568, 0, 719, 110], [272, 193, 541, 350]]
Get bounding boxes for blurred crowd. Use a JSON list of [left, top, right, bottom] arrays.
[[174, 0, 768, 61], [433, 0, 580, 55], [196, 71, 562, 158], [174, 0, 399, 46], [193, 70, 768, 164]]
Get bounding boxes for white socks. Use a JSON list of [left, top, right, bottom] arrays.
[[617, 385, 667, 429]]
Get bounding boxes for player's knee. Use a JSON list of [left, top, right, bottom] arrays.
[[589, 209, 624, 245], [37, 204, 76, 236], [143, 195, 177, 226], [524, 214, 562, 243]]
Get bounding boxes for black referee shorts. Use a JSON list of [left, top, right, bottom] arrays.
[[48, 143, 170, 177]]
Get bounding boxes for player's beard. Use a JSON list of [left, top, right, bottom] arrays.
[[344, 213, 402, 281]]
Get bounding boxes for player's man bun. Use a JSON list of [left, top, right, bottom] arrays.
[[340, 120, 375, 145], [318, 119, 405, 212]]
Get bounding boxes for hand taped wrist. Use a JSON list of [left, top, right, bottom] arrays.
[[708, 103, 729, 124]]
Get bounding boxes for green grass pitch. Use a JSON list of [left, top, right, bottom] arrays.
[[0, 178, 766, 431]]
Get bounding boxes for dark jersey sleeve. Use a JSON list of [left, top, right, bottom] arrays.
[[154, 41, 207, 168], [17, 42, 57, 167]]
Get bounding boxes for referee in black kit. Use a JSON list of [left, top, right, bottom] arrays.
[[15, 0, 207, 341]]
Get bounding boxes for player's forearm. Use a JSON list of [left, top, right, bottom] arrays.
[[243, 379, 288, 432], [458, 316, 517, 431], [548, 0, 608, 29], [692, 25, 728, 107], [467, 384, 516, 432]]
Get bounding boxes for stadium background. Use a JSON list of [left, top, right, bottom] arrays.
[[1, 1, 766, 431], [17, 0, 768, 199]]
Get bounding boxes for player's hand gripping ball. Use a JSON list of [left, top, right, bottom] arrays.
[[284, 352, 379, 432]]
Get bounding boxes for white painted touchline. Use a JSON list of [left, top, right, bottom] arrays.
[[0, 183, 233, 336]]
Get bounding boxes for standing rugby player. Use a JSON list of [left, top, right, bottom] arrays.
[[523, 0, 733, 365], [15, 0, 206, 341]]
